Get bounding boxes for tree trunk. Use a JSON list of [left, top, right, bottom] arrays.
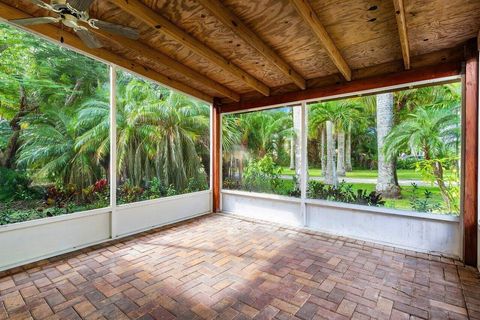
[[325, 121, 337, 185], [289, 138, 295, 170], [320, 127, 326, 177], [345, 122, 352, 172], [432, 160, 452, 210], [336, 129, 346, 177], [376, 93, 401, 198], [64, 78, 83, 107], [293, 107, 302, 186], [2, 86, 28, 169]]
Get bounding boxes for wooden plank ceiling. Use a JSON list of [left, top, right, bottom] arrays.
[[0, 0, 479, 105]]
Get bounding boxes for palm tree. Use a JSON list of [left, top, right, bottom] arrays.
[[80, 73, 209, 192], [376, 93, 401, 198], [17, 110, 103, 189], [384, 107, 460, 210], [309, 100, 361, 180]]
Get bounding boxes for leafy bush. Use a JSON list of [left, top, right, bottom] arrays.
[[243, 155, 282, 193], [82, 179, 109, 205], [0, 167, 41, 201], [409, 183, 442, 213], [0, 207, 68, 225], [223, 178, 241, 190], [45, 184, 77, 208], [308, 181, 385, 207], [118, 181, 144, 204], [396, 157, 418, 169]]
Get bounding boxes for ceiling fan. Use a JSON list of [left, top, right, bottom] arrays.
[[9, 0, 139, 49]]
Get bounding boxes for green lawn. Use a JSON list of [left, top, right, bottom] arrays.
[[281, 167, 456, 181], [273, 176, 456, 214], [343, 182, 448, 212]]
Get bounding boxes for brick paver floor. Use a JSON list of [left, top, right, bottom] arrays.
[[1, 213, 480, 319]]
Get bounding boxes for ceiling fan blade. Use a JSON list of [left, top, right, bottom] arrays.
[[29, 0, 54, 10], [10, 17, 60, 26], [75, 28, 103, 48], [67, 0, 95, 12], [92, 20, 139, 40]]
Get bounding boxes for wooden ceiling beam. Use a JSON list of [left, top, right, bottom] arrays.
[[109, 0, 270, 96], [196, 0, 306, 90], [220, 61, 461, 113], [0, 3, 213, 103], [393, 0, 411, 70], [92, 29, 240, 101], [289, 0, 352, 81]]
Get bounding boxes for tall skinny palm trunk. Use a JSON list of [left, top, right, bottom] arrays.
[[325, 120, 337, 185], [336, 129, 346, 177], [345, 122, 352, 172], [289, 138, 295, 170], [320, 127, 326, 177], [293, 107, 302, 186], [376, 93, 400, 198]]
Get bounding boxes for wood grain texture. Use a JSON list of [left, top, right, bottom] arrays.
[[222, 46, 464, 105], [196, 0, 306, 89], [92, 29, 240, 101], [404, 0, 480, 57], [0, 0, 479, 102], [220, 61, 461, 113], [463, 52, 478, 267], [393, 0, 411, 69], [289, 0, 352, 81], [108, 0, 271, 96]]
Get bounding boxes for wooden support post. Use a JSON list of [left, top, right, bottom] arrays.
[[463, 45, 479, 267], [212, 99, 222, 212]]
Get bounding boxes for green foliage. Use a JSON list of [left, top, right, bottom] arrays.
[[409, 183, 442, 213], [118, 181, 144, 204], [308, 181, 385, 207], [0, 167, 40, 201], [243, 155, 282, 193], [0, 23, 212, 225], [0, 119, 11, 151], [396, 157, 417, 169], [415, 157, 460, 213]]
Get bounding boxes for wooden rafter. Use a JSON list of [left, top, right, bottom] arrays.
[[0, 3, 213, 103], [393, 0, 411, 70], [289, 0, 352, 81], [92, 29, 240, 101], [196, 0, 306, 90], [220, 62, 461, 113], [109, 0, 270, 96]]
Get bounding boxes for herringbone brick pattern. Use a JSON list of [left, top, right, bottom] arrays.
[[1, 213, 480, 319]]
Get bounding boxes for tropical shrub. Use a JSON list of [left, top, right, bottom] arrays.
[[243, 155, 282, 193], [409, 183, 442, 213], [308, 181, 385, 207], [118, 181, 144, 204], [0, 168, 41, 201]]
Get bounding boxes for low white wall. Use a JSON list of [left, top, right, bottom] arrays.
[[116, 190, 212, 236], [222, 190, 461, 258], [0, 209, 111, 271], [222, 192, 303, 227], [0, 191, 212, 271]]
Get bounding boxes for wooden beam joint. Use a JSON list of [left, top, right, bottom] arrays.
[[109, 0, 271, 96], [393, 0, 411, 70], [290, 0, 352, 81], [220, 62, 461, 113], [196, 0, 306, 90]]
